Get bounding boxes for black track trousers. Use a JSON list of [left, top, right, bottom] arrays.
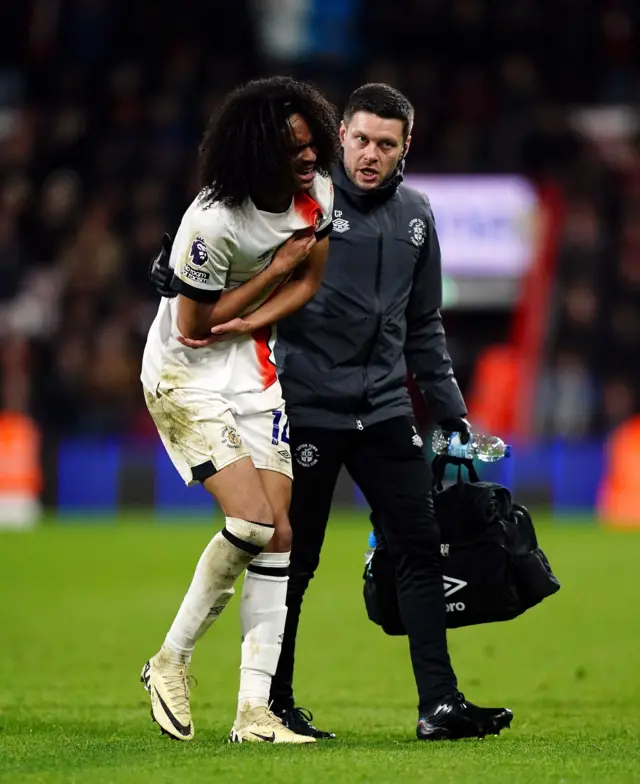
[[270, 416, 457, 714]]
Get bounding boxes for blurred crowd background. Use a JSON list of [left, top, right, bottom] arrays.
[[0, 0, 638, 441]]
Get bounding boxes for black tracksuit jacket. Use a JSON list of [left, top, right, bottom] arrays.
[[276, 163, 466, 429]]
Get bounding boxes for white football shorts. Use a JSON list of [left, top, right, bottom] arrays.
[[143, 385, 293, 485]]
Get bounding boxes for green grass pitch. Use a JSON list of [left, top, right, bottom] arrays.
[[1, 511, 639, 783]]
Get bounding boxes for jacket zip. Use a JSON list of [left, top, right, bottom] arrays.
[[356, 233, 384, 430]]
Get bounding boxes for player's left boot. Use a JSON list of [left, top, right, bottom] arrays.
[[417, 692, 513, 741], [229, 705, 316, 744], [140, 648, 194, 741], [272, 706, 336, 739]]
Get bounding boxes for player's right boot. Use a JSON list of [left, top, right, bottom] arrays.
[[229, 705, 316, 744], [417, 692, 513, 741], [140, 648, 194, 741]]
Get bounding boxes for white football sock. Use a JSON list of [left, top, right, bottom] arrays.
[[163, 518, 274, 661], [237, 550, 290, 716]]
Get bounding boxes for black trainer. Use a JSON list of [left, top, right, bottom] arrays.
[[417, 692, 513, 741], [273, 706, 336, 739]]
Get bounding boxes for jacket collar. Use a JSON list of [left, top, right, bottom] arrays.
[[331, 160, 404, 209]]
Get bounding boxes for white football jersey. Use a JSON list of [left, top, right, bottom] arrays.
[[141, 172, 333, 409]]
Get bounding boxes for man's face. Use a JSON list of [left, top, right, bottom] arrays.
[[287, 113, 318, 193], [340, 111, 409, 191]]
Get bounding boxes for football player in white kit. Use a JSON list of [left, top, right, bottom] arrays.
[[139, 77, 338, 744]]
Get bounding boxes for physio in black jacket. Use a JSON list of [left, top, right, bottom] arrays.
[[150, 84, 512, 742], [272, 85, 511, 741]]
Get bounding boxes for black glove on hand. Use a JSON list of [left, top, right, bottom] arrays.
[[438, 416, 472, 445], [149, 233, 176, 298]]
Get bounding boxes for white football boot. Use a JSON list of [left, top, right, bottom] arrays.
[[140, 648, 194, 741], [229, 705, 316, 744]]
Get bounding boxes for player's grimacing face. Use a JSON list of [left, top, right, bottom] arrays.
[[340, 112, 409, 191], [287, 113, 318, 193]]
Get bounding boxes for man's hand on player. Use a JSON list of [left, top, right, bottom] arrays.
[[149, 233, 176, 298], [270, 229, 316, 276], [177, 318, 252, 348]]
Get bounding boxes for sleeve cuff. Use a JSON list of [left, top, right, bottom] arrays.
[[171, 275, 222, 304]]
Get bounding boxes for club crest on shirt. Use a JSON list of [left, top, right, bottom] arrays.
[[409, 218, 426, 247], [189, 236, 209, 266]]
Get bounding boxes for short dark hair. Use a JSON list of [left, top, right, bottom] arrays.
[[343, 83, 414, 139], [199, 76, 340, 207]]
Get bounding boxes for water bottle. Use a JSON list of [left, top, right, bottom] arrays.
[[432, 430, 512, 462], [364, 530, 377, 566]]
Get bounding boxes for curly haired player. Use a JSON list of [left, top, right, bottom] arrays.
[[140, 76, 338, 744]]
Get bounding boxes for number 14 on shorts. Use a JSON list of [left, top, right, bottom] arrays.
[[271, 410, 290, 446]]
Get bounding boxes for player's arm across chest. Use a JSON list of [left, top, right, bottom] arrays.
[[173, 232, 289, 340], [176, 230, 316, 339], [242, 235, 330, 332], [176, 266, 289, 340]]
